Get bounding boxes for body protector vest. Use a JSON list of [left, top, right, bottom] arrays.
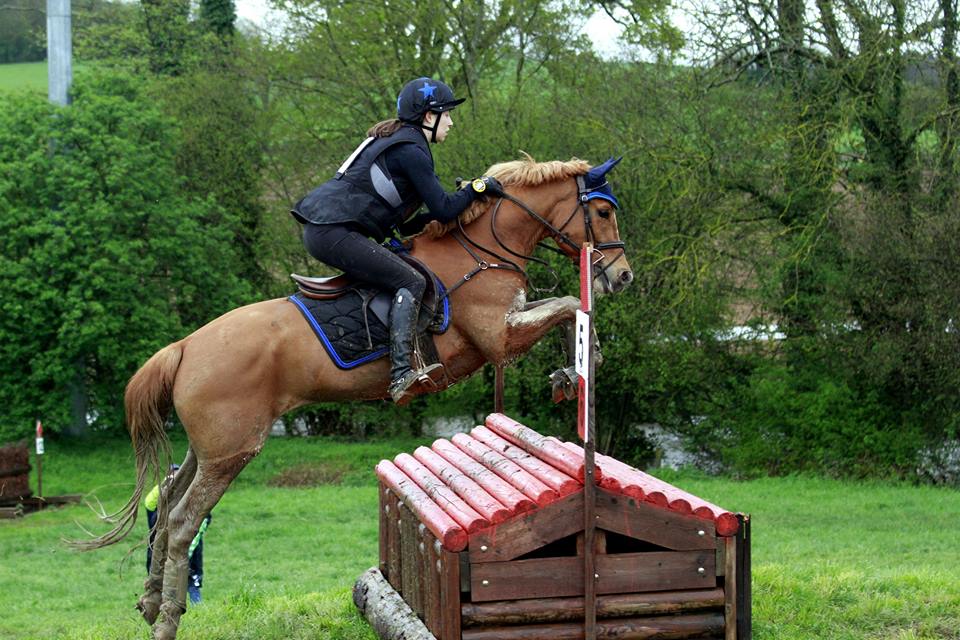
[[291, 126, 432, 241]]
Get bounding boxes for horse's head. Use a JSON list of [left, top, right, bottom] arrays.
[[421, 154, 633, 295], [504, 156, 631, 295], [562, 156, 633, 295]]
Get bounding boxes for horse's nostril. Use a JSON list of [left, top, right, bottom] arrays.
[[620, 270, 634, 283]]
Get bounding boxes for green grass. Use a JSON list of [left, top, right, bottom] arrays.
[[0, 61, 49, 93], [2, 434, 959, 639]]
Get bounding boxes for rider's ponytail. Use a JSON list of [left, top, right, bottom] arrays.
[[367, 119, 404, 138]]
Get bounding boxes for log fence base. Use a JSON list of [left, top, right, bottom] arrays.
[[461, 612, 725, 640], [353, 567, 437, 640], [461, 589, 725, 627]]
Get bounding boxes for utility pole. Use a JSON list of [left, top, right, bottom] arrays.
[[46, 0, 72, 105]]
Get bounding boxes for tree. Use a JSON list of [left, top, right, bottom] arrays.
[[0, 71, 253, 441]]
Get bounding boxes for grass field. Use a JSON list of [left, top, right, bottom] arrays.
[[1, 431, 959, 639], [0, 61, 48, 93]]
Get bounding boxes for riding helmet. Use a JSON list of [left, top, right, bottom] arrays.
[[397, 77, 465, 123]]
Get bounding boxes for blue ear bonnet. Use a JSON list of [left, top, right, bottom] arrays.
[[583, 156, 622, 208]]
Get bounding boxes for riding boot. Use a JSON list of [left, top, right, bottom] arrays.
[[387, 288, 441, 404]]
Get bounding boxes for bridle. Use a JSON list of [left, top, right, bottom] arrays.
[[443, 175, 626, 298]]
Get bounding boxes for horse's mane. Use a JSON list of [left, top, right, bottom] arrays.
[[421, 153, 591, 239]]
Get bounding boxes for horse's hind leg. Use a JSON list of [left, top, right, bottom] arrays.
[[153, 452, 255, 640], [138, 450, 198, 625]]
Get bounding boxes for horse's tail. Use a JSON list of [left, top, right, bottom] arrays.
[[70, 342, 183, 551]]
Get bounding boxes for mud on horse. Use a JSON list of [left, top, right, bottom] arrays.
[[71, 155, 632, 640]]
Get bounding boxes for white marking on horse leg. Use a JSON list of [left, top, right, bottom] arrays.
[[505, 293, 580, 329]]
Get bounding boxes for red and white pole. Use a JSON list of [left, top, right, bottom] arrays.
[[577, 244, 597, 640], [35, 420, 44, 499]]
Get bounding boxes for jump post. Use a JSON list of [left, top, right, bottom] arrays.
[[354, 245, 752, 640]]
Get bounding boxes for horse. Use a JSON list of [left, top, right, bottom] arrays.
[[75, 155, 633, 640]]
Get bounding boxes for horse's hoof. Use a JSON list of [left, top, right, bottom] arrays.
[[137, 595, 161, 625]]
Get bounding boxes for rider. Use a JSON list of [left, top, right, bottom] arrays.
[[291, 77, 503, 404]]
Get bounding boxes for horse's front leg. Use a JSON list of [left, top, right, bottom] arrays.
[[500, 294, 581, 363]]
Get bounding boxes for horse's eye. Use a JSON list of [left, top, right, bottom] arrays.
[[598, 208, 611, 219]]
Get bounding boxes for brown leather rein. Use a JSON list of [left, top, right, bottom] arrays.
[[442, 175, 626, 299]]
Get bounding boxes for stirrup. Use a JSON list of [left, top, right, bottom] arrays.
[[389, 364, 445, 405]]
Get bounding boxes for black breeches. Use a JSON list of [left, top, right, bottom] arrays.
[[302, 223, 426, 301]]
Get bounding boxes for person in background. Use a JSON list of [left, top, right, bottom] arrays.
[[145, 464, 212, 605]]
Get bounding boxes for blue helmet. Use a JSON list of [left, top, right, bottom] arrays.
[[397, 78, 465, 123]]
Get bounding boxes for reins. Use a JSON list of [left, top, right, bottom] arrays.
[[442, 175, 626, 299]]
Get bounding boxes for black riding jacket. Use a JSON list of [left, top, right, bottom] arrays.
[[291, 124, 477, 242]]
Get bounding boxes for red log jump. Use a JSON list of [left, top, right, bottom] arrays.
[[375, 460, 468, 551], [413, 447, 512, 525], [394, 453, 490, 533], [485, 413, 598, 484], [452, 433, 559, 506], [558, 441, 739, 536], [470, 426, 581, 498], [432, 440, 537, 516]]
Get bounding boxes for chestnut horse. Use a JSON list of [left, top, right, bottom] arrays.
[[76, 156, 632, 640]]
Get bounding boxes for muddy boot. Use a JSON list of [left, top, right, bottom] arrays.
[[387, 288, 442, 405]]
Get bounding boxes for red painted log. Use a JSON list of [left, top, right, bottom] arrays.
[[451, 433, 559, 506], [375, 460, 468, 552], [559, 441, 739, 535], [565, 441, 692, 512], [431, 440, 537, 516], [393, 453, 490, 533], [413, 446, 512, 525], [470, 426, 581, 497], [557, 440, 647, 503], [484, 413, 600, 484]]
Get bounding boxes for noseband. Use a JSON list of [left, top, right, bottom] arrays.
[[444, 176, 626, 297]]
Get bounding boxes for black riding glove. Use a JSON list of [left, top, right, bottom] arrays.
[[470, 176, 505, 198]]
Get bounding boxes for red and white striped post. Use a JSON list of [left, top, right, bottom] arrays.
[[576, 244, 597, 640], [35, 420, 45, 498]]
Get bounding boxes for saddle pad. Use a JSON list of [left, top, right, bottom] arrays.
[[288, 291, 451, 370]]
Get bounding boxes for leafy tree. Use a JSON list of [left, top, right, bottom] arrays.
[[0, 71, 253, 442]]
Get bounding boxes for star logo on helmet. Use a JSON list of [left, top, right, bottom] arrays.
[[418, 83, 437, 99]]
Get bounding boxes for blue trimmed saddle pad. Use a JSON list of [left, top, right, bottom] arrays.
[[288, 289, 450, 370]]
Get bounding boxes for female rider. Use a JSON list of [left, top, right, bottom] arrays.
[[291, 77, 502, 404]]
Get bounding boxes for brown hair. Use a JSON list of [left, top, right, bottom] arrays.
[[367, 118, 405, 138]]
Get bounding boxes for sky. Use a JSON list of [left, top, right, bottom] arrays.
[[232, 0, 626, 58]]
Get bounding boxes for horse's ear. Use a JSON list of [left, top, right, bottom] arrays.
[[593, 156, 622, 177], [586, 156, 623, 187]]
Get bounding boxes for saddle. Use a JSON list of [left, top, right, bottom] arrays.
[[288, 252, 450, 380]]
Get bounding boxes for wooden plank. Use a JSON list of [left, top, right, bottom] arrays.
[[400, 504, 423, 616], [401, 505, 424, 618], [461, 613, 725, 640], [577, 529, 607, 556], [469, 491, 584, 563], [470, 551, 716, 602], [737, 514, 751, 640], [584, 438, 598, 640], [386, 496, 402, 590], [439, 548, 462, 640], [422, 528, 442, 637], [596, 487, 715, 550], [379, 484, 389, 577], [378, 459, 468, 551], [461, 588, 725, 626], [724, 530, 737, 640]]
